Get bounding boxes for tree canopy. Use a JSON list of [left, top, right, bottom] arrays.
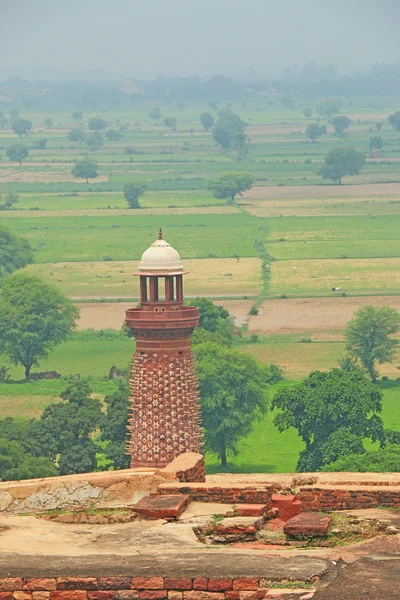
[[316, 99, 342, 120], [272, 368, 384, 471], [67, 128, 85, 144], [163, 116, 178, 131], [346, 305, 400, 382], [6, 143, 29, 165], [212, 110, 247, 151], [196, 342, 269, 466], [88, 117, 107, 131], [71, 158, 98, 182], [388, 110, 400, 132], [11, 118, 32, 137], [323, 445, 400, 473], [305, 123, 326, 142], [86, 131, 104, 150], [0, 224, 33, 278], [189, 297, 235, 345], [123, 181, 148, 208], [319, 147, 365, 184], [101, 379, 130, 469], [207, 171, 254, 203], [200, 111, 215, 131], [0, 273, 79, 378], [332, 115, 351, 136]]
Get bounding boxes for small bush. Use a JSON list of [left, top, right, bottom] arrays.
[[249, 305, 259, 316], [250, 333, 259, 343], [103, 256, 113, 261]]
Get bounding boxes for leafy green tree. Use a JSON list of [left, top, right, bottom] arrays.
[[346, 306, 400, 383], [44, 118, 53, 128], [303, 107, 313, 119], [67, 128, 85, 144], [0, 273, 79, 379], [208, 172, 254, 203], [101, 379, 130, 469], [11, 118, 32, 137], [148, 108, 162, 120], [369, 136, 382, 150], [0, 224, 33, 277], [88, 117, 107, 131], [336, 355, 359, 372], [6, 143, 29, 165], [86, 131, 103, 150], [163, 116, 178, 131], [123, 181, 148, 208], [72, 158, 98, 183], [323, 445, 400, 473], [375, 121, 384, 132], [272, 368, 384, 471], [332, 115, 351, 136], [306, 123, 326, 142], [212, 111, 247, 151], [196, 343, 269, 466], [0, 438, 58, 482], [72, 111, 83, 124], [316, 98, 342, 120], [9, 108, 19, 121], [105, 128, 121, 140], [189, 298, 235, 345], [32, 139, 48, 149], [38, 381, 103, 475], [388, 111, 400, 131], [319, 147, 365, 184], [200, 112, 215, 131], [0, 192, 19, 211]]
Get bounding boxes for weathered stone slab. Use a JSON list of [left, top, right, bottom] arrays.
[[272, 495, 302, 522], [216, 517, 264, 539], [132, 495, 191, 519], [283, 513, 332, 539], [235, 504, 267, 517]]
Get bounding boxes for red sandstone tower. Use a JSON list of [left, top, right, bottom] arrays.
[[125, 230, 203, 468]]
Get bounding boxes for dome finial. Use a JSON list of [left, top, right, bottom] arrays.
[[158, 227, 163, 240]]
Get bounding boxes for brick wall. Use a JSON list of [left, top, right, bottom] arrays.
[[0, 576, 315, 600], [299, 487, 400, 511], [160, 453, 205, 483], [158, 484, 273, 507]]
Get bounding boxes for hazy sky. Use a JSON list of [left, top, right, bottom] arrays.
[[0, 0, 399, 80]]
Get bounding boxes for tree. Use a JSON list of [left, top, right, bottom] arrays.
[[319, 147, 365, 184], [86, 131, 103, 150], [323, 445, 400, 473], [375, 121, 384, 132], [148, 108, 162, 120], [38, 381, 103, 475], [0, 112, 8, 129], [207, 172, 254, 203], [67, 128, 85, 144], [200, 112, 215, 131], [280, 94, 295, 109], [303, 107, 313, 119], [0, 192, 19, 211], [44, 118, 53, 128], [0, 225, 33, 278], [337, 355, 359, 372], [0, 438, 58, 482], [163, 116, 178, 131], [123, 181, 148, 208], [209, 99, 218, 110], [32, 139, 48, 149], [196, 343, 269, 466], [72, 111, 83, 124], [11, 118, 32, 137], [388, 111, 400, 132], [101, 379, 130, 469], [369, 136, 382, 150], [212, 111, 247, 151], [346, 306, 400, 383], [72, 158, 98, 183], [305, 123, 326, 142], [88, 117, 107, 131], [0, 273, 79, 379], [105, 128, 121, 141], [188, 298, 235, 345], [6, 143, 29, 165], [316, 99, 342, 120], [332, 115, 351, 136], [272, 368, 384, 471]]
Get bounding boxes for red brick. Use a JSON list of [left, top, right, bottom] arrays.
[[51, 594, 87, 600], [139, 592, 167, 600], [232, 581, 259, 592], [167, 594, 182, 600], [235, 505, 266, 518], [115, 593, 138, 600], [130, 580, 163, 591], [98, 582, 131, 592], [192, 582, 207, 593], [238, 593, 267, 600], [164, 581, 192, 592], [32, 595, 50, 600], [207, 581, 232, 592], [0, 582, 23, 593], [88, 594, 115, 600], [0, 595, 12, 600], [225, 594, 240, 600], [183, 593, 224, 600], [57, 581, 97, 591], [24, 582, 57, 592], [13, 593, 32, 600]]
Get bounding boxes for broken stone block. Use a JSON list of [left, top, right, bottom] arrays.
[[132, 494, 190, 519], [283, 512, 332, 539], [235, 504, 267, 517]]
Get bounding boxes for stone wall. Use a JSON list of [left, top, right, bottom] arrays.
[[0, 453, 205, 514], [158, 483, 273, 507], [299, 486, 400, 511]]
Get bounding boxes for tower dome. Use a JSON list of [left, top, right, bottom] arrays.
[[137, 229, 184, 275]]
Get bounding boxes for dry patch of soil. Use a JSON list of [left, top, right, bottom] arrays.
[[214, 300, 254, 327], [248, 296, 400, 336]]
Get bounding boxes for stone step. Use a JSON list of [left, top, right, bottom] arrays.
[[132, 494, 191, 519], [235, 503, 268, 517], [284, 513, 333, 539], [215, 516, 265, 541], [272, 494, 303, 522]]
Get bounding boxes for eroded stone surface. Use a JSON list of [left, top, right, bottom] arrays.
[[235, 505, 267, 517], [284, 514, 332, 539], [25, 482, 101, 512], [133, 495, 191, 519], [0, 492, 13, 512]]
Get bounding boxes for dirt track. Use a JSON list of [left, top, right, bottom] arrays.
[[248, 296, 400, 335]]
